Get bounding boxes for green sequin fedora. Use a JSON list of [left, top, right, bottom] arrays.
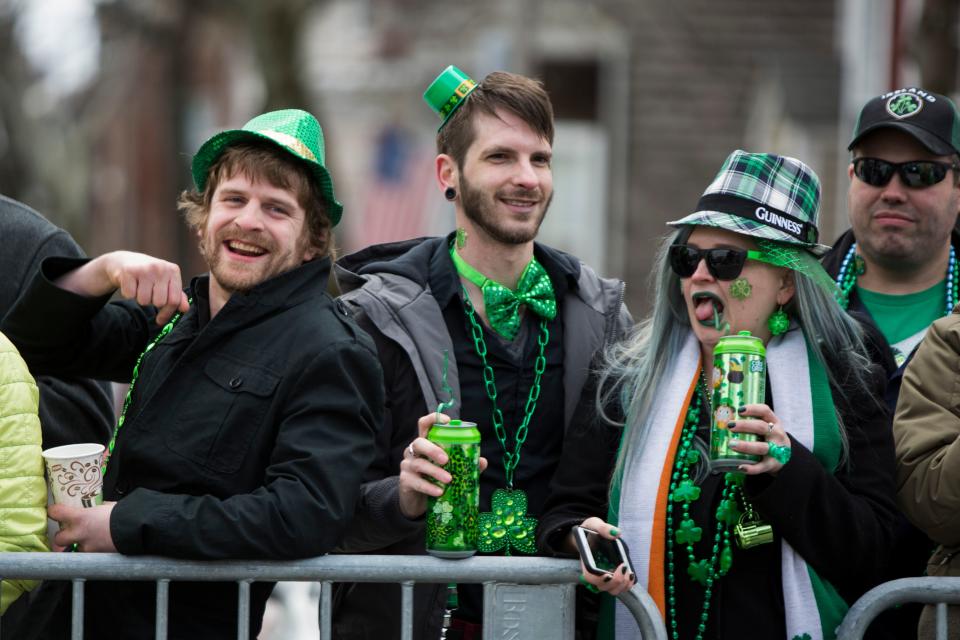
[[191, 109, 344, 225], [423, 65, 479, 130], [668, 150, 830, 256]]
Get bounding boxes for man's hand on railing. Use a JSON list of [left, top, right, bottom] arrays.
[[49, 502, 118, 552]]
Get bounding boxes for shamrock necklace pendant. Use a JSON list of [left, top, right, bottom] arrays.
[[459, 285, 550, 556], [478, 488, 537, 555]]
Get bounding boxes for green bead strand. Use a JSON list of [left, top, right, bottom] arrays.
[[664, 375, 745, 640]]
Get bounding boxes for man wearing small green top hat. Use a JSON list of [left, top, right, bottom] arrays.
[[334, 66, 631, 638], [2, 109, 383, 639]]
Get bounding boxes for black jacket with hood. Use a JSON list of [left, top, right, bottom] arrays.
[[331, 235, 631, 639]]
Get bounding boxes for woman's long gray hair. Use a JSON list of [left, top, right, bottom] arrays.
[[600, 228, 876, 486]]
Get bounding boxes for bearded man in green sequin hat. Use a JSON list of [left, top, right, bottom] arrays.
[[1, 109, 382, 639], [332, 65, 632, 639]]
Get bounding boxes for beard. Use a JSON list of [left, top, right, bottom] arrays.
[[459, 174, 552, 245], [855, 214, 951, 272], [199, 225, 305, 295]]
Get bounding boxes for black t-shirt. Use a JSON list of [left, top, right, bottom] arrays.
[[434, 251, 568, 623], [442, 282, 566, 526], [344, 239, 583, 632]]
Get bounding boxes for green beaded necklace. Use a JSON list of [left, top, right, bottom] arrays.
[[664, 376, 747, 640], [836, 242, 960, 315], [101, 301, 191, 475]]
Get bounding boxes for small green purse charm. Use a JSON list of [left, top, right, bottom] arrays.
[[734, 512, 773, 549]]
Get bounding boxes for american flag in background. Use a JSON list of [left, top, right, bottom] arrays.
[[348, 125, 441, 249]]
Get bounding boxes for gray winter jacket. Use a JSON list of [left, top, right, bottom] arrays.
[[0, 195, 113, 449], [331, 235, 630, 639]]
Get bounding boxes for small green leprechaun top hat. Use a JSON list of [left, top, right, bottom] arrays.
[[191, 109, 344, 225], [423, 65, 478, 130]]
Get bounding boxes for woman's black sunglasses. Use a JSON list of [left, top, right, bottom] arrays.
[[669, 244, 765, 280], [852, 157, 959, 188]]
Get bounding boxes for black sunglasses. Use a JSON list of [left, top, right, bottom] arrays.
[[668, 244, 766, 281], [852, 157, 959, 188]]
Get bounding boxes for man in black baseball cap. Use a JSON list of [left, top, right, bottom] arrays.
[[823, 87, 960, 367], [848, 88, 960, 157], [822, 86, 960, 640]]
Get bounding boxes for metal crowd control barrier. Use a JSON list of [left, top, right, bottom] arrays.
[[0, 553, 667, 640], [836, 577, 960, 640]]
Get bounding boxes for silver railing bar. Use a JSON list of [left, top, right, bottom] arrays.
[[836, 577, 960, 640]]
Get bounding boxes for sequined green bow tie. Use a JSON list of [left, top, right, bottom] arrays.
[[450, 246, 557, 340]]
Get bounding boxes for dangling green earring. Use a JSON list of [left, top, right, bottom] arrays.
[[767, 305, 789, 336]]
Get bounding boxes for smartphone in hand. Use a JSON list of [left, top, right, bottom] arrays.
[[573, 526, 634, 577]]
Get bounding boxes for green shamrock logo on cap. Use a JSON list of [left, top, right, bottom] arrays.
[[887, 94, 923, 119]]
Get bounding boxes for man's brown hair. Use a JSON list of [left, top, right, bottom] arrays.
[[437, 71, 554, 166], [178, 140, 334, 257]]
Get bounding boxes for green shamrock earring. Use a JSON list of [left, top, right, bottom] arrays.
[[767, 305, 789, 336]]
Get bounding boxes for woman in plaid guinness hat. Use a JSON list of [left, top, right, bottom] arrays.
[[538, 151, 899, 639]]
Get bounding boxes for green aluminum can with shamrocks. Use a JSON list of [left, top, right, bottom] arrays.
[[709, 331, 766, 472], [426, 419, 481, 558]]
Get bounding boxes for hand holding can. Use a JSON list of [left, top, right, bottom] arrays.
[[425, 419, 481, 559], [708, 331, 766, 472]]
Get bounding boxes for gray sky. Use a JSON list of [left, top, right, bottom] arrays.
[[15, 0, 99, 97]]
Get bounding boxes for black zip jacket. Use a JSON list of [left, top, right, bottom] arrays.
[[1, 256, 384, 640]]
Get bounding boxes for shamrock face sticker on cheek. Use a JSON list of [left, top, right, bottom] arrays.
[[729, 278, 752, 300]]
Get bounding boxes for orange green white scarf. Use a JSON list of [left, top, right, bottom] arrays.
[[609, 329, 847, 640]]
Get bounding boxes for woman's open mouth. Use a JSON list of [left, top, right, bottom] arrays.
[[692, 292, 728, 332]]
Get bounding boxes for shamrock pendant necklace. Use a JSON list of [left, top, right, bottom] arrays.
[[459, 286, 547, 555]]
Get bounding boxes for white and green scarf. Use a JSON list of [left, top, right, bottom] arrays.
[[612, 328, 847, 640]]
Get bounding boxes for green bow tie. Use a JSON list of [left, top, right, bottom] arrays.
[[450, 246, 557, 340]]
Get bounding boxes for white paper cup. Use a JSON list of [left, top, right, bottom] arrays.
[[41, 443, 105, 508]]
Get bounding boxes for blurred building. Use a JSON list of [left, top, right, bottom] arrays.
[[3, 0, 958, 314], [303, 0, 846, 313]]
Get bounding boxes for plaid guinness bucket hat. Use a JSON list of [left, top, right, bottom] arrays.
[[192, 109, 344, 225], [668, 150, 829, 256]]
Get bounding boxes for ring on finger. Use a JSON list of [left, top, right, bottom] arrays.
[[406, 443, 415, 458], [767, 442, 791, 464], [766, 422, 775, 435]]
